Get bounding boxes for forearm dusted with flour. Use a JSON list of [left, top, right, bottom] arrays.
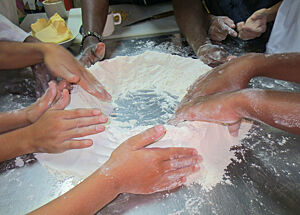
[[238, 89, 300, 135], [0, 111, 30, 134], [245, 53, 300, 84]]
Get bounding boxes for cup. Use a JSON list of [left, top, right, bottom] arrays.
[[102, 12, 122, 37], [43, 0, 68, 19]]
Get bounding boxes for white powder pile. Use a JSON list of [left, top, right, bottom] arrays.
[[36, 51, 251, 190]]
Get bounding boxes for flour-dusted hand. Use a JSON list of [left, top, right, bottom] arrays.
[[101, 125, 201, 194], [180, 54, 255, 107], [23, 81, 58, 124], [208, 15, 238, 42], [24, 86, 108, 153], [170, 91, 245, 137], [237, 9, 268, 40], [197, 43, 235, 67], [41, 43, 111, 101], [79, 40, 106, 68]]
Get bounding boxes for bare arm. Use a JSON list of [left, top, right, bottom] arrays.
[[172, 0, 209, 52], [0, 42, 44, 69], [81, 0, 108, 46], [264, 1, 282, 22], [179, 53, 300, 105], [172, 0, 235, 66], [0, 83, 108, 162], [79, 0, 108, 67], [246, 53, 300, 83], [239, 89, 300, 135], [172, 89, 300, 136], [0, 41, 111, 100]]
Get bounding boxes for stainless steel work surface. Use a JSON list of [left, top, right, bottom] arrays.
[[0, 34, 299, 215]]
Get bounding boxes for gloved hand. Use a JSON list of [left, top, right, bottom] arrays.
[[208, 15, 238, 41]]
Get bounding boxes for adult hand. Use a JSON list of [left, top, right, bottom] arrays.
[[208, 15, 238, 42], [237, 9, 268, 40], [170, 91, 244, 137], [197, 43, 236, 67], [102, 125, 201, 194], [42, 43, 111, 101], [179, 54, 256, 106], [25, 85, 108, 153], [79, 37, 106, 68]]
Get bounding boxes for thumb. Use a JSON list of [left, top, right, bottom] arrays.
[[35, 81, 57, 111], [43, 81, 57, 107], [51, 89, 71, 110], [94, 42, 106, 59], [126, 125, 166, 150], [228, 121, 241, 137]]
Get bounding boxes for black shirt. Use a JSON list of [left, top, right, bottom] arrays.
[[204, 0, 281, 23]]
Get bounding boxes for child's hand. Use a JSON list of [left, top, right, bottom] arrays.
[[102, 125, 201, 194], [24, 81, 71, 124], [25, 88, 108, 153]]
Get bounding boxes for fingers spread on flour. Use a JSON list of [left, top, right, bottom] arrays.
[[62, 125, 105, 140], [63, 108, 102, 119], [51, 89, 70, 110], [63, 139, 93, 150], [65, 115, 108, 130], [126, 125, 166, 149], [162, 155, 202, 172], [153, 177, 186, 192], [156, 147, 199, 160], [164, 165, 200, 181]]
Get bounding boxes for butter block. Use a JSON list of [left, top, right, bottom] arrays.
[[31, 13, 73, 43]]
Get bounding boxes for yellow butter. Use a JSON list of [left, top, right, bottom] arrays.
[[31, 13, 73, 43]]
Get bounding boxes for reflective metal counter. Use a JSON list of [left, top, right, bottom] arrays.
[[0, 34, 299, 215]]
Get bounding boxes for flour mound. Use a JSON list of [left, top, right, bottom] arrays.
[[36, 51, 251, 190]]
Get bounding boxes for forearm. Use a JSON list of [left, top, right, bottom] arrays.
[[173, 0, 210, 53], [30, 166, 120, 215], [265, 1, 282, 22], [0, 127, 33, 162], [0, 42, 50, 70], [237, 89, 300, 135], [239, 53, 300, 84], [0, 110, 30, 134], [81, 0, 108, 35]]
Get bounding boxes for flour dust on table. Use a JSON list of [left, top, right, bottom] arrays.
[[36, 51, 251, 190]]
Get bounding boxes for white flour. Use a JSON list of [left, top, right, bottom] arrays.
[[36, 51, 251, 190]]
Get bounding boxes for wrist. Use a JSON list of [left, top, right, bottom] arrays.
[[233, 89, 264, 120], [82, 36, 101, 49], [96, 162, 123, 195], [34, 43, 56, 61], [239, 53, 264, 81], [228, 90, 250, 120], [21, 125, 37, 154]]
